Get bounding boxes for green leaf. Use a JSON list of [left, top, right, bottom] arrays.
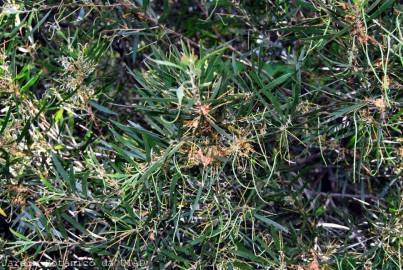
[[150, 59, 184, 70], [89, 101, 118, 116], [235, 242, 268, 265], [54, 107, 64, 124], [0, 107, 11, 135], [176, 85, 184, 106], [254, 213, 289, 233], [61, 213, 88, 235], [28, 10, 51, 35], [9, 228, 30, 241], [51, 153, 69, 183], [21, 73, 41, 93], [0, 206, 6, 217]]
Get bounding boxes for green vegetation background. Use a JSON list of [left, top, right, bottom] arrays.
[[0, 0, 401, 269]]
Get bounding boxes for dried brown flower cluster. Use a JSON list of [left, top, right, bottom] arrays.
[[344, 6, 380, 47], [185, 136, 254, 168]]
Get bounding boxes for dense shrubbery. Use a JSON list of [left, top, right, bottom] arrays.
[[0, 1, 402, 269]]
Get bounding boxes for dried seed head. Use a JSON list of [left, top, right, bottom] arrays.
[[229, 136, 255, 158], [11, 195, 26, 206], [373, 97, 385, 113]]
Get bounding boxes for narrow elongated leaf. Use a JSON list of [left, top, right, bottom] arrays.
[[254, 213, 289, 233]]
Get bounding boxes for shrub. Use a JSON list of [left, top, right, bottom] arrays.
[[0, 1, 401, 269]]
